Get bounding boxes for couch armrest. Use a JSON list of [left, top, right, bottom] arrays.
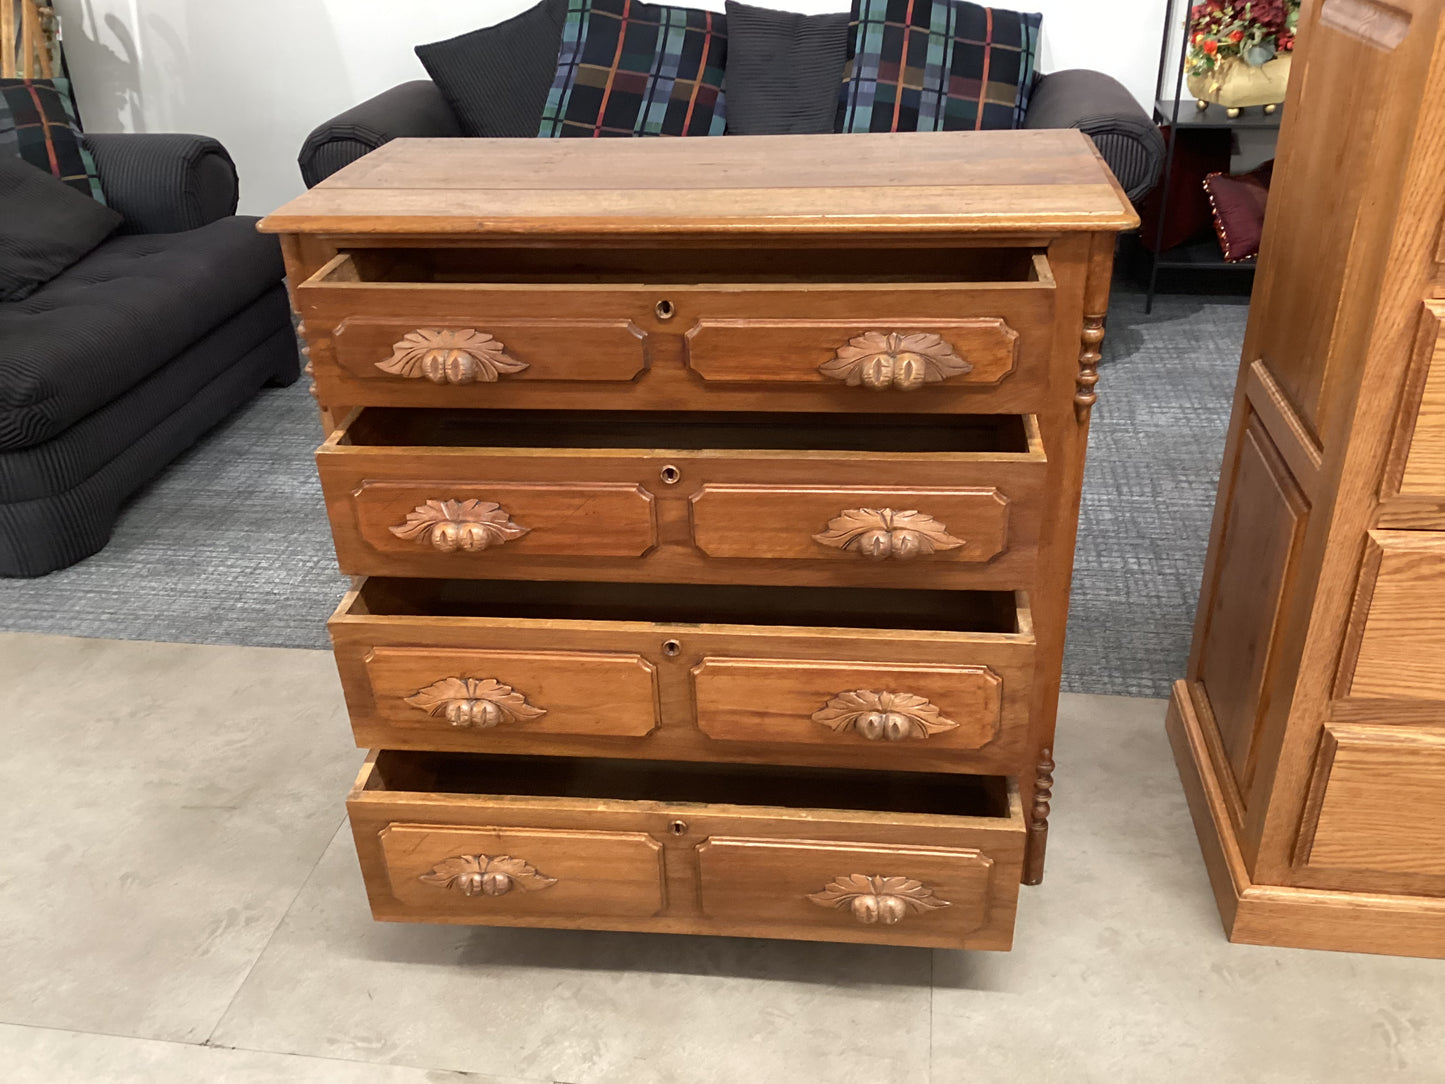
[[1024, 70, 1166, 205], [298, 81, 462, 188], [83, 133, 239, 234]]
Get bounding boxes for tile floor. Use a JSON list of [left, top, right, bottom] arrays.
[[1, 631, 1441, 1083]]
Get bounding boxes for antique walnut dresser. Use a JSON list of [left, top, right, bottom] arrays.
[[261, 132, 1136, 950], [1167, 0, 1445, 958]]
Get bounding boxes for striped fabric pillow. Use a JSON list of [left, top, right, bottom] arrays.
[[539, 0, 728, 137], [0, 78, 106, 203], [836, 0, 1041, 134]]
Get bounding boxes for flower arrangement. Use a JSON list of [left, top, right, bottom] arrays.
[[1186, 0, 1301, 76]]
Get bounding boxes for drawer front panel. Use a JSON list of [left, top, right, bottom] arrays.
[[692, 657, 1011, 751], [1396, 304, 1445, 499], [697, 838, 995, 940], [339, 480, 657, 562], [318, 436, 1044, 588], [297, 257, 1056, 413], [1297, 726, 1445, 885], [1341, 531, 1445, 703], [678, 279, 1053, 397], [348, 753, 1026, 948], [379, 824, 665, 917], [364, 646, 659, 737], [328, 317, 650, 387], [330, 583, 1035, 772], [690, 485, 1009, 564]]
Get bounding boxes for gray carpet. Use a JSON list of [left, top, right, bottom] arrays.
[[0, 287, 1246, 698]]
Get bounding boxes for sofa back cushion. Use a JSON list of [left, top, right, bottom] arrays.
[[0, 77, 106, 202], [539, 0, 728, 137], [0, 155, 121, 303], [723, 1, 849, 135], [836, 0, 1041, 133], [415, 0, 567, 138]]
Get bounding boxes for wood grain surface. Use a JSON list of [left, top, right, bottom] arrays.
[[260, 130, 1138, 237], [347, 751, 1026, 949]]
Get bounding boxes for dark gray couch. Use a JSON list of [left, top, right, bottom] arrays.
[[299, 70, 1165, 204], [0, 134, 299, 576]]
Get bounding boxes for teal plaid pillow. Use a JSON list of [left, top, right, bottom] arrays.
[[0, 78, 105, 203], [837, 0, 1041, 133], [539, 0, 728, 137]]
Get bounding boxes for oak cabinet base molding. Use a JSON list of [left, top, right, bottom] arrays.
[[1166, 684, 1445, 959], [1166, 4, 1445, 958], [264, 130, 1136, 949]]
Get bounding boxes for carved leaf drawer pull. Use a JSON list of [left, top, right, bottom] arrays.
[[377, 328, 529, 385], [419, 853, 557, 897], [811, 690, 960, 741], [404, 677, 547, 728], [819, 331, 972, 391], [808, 874, 951, 925], [390, 499, 531, 552], [812, 508, 964, 561]]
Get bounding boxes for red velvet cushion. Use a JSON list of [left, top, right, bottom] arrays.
[[1204, 160, 1275, 262], [1137, 126, 1232, 253]]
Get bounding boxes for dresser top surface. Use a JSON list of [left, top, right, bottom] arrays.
[[260, 130, 1138, 238]]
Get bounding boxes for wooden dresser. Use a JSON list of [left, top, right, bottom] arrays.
[[1166, 0, 1445, 957], [261, 131, 1136, 950]]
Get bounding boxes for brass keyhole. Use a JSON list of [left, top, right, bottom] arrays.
[[662, 639, 682, 657], [655, 299, 676, 321], [669, 820, 688, 836], [659, 464, 681, 485]]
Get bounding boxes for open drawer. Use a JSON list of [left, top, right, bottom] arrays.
[[348, 750, 1027, 949], [316, 408, 1046, 590], [294, 247, 1056, 413], [330, 578, 1036, 775]]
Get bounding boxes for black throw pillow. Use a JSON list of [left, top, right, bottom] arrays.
[[0, 155, 122, 303], [416, 0, 567, 137], [723, 1, 850, 135]]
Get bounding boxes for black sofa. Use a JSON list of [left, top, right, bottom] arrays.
[[299, 71, 1164, 206], [0, 134, 299, 577]]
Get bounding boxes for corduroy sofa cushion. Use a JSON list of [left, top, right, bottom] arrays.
[[415, 0, 567, 137], [0, 216, 284, 451], [723, 1, 849, 135], [0, 156, 121, 302]]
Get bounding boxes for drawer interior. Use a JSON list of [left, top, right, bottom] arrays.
[[349, 576, 1027, 635], [341, 408, 1036, 455], [366, 750, 1014, 820], [333, 246, 1051, 286]]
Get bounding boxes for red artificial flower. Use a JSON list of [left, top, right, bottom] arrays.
[[1203, 38, 1219, 53], [1229, 29, 1245, 41], [1193, 31, 1205, 43]]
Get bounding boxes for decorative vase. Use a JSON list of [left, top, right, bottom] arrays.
[[1188, 54, 1292, 116]]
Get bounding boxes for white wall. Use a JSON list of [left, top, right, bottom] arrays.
[[52, 0, 1168, 217]]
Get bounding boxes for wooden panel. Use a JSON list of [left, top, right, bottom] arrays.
[[363, 646, 659, 737], [1297, 725, 1445, 876], [258, 129, 1139, 237], [686, 317, 1025, 389], [1397, 305, 1445, 496], [378, 824, 665, 917], [347, 752, 1026, 948], [331, 316, 650, 384], [1195, 414, 1309, 795], [697, 838, 997, 942], [316, 419, 1045, 589], [329, 580, 1036, 773], [692, 657, 1007, 751], [344, 481, 657, 561], [1346, 530, 1445, 700], [690, 485, 1010, 564]]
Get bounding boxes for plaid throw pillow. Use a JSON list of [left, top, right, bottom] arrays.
[[0, 78, 106, 203], [836, 0, 1041, 133], [539, 0, 727, 137]]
